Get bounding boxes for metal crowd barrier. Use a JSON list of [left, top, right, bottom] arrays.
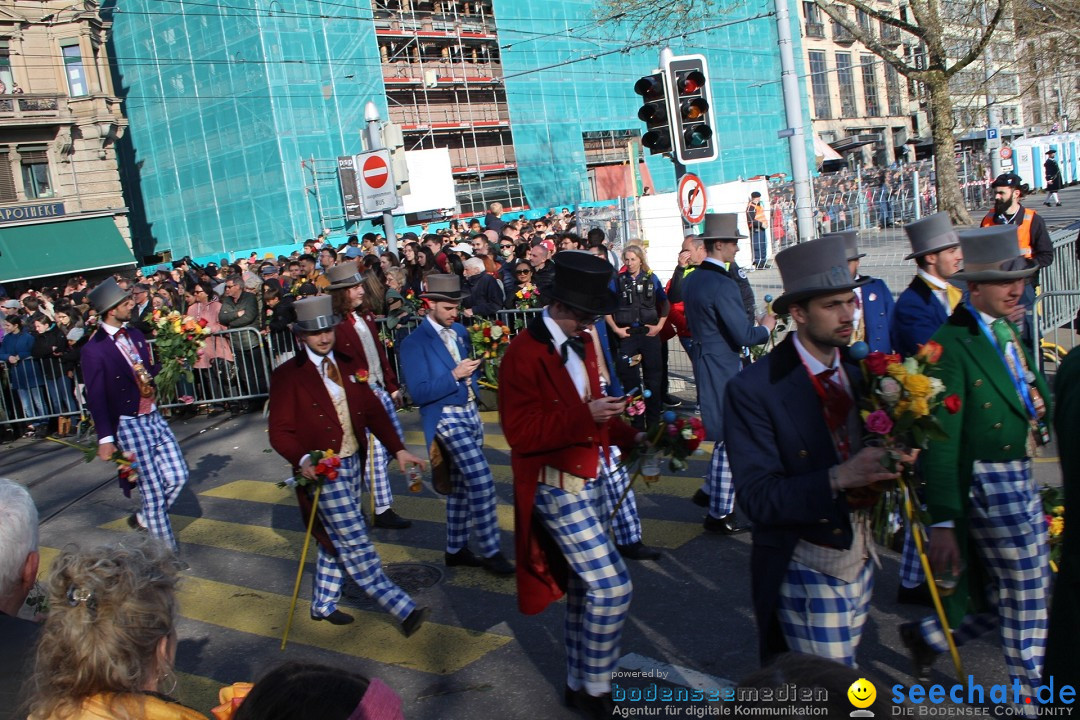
[[0, 354, 82, 429]]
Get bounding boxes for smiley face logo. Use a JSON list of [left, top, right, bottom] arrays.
[[848, 678, 876, 709]]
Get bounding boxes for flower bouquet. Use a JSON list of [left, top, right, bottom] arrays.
[[514, 282, 540, 310], [1041, 484, 1064, 572], [149, 310, 210, 403], [468, 318, 511, 386], [46, 436, 139, 495], [607, 410, 705, 519], [277, 449, 340, 489]]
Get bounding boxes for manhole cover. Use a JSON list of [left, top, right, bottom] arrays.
[[342, 563, 442, 609]]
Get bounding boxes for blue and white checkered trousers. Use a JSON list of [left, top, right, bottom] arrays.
[[436, 402, 501, 556], [311, 454, 416, 622], [706, 442, 736, 518], [361, 385, 406, 513], [533, 481, 633, 696], [776, 557, 874, 667], [917, 460, 1049, 699], [116, 411, 188, 552], [900, 512, 927, 588], [595, 446, 642, 546]]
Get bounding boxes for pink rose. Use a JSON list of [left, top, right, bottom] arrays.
[[865, 409, 894, 435]]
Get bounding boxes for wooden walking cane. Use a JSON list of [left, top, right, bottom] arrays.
[[902, 483, 965, 680], [281, 482, 322, 651]]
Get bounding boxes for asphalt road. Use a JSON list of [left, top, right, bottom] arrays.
[[2, 398, 1055, 719]]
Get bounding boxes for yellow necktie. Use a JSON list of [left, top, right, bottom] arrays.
[[945, 284, 963, 311]]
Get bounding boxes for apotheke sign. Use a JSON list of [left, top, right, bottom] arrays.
[[0, 202, 65, 224]]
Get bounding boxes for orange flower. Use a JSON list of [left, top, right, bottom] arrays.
[[917, 341, 943, 364]]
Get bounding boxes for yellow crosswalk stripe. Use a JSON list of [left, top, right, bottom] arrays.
[[177, 671, 228, 716], [97, 514, 516, 595], [41, 545, 508, 675], [405, 429, 715, 458], [201, 481, 702, 550]]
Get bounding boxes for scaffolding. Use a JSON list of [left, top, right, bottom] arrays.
[[371, 0, 526, 215]]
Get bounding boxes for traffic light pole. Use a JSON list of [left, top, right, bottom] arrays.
[[774, 0, 815, 243], [672, 157, 693, 234], [363, 102, 398, 254]]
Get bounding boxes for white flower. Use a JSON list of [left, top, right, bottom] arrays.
[[903, 356, 920, 375], [680, 427, 694, 439], [283, 476, 297, 489], [928, 377, 945, 398], [490, 325, 504, 340], [878, 376, 903, 404]]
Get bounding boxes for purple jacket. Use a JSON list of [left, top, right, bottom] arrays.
[[80, 326, 160, 441]]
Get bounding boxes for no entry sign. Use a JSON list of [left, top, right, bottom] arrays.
[[356, 149, 399, 214]]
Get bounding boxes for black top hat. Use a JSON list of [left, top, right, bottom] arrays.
[[292, 295, 340, 333], [903, 212, 959, 260], [990, 173, 1026, 191], [952, 226, 1036, 282], [87, 277, 131, 315], [822, 230, 865, 261], [421, 274, 464, 302], [325, 263, 364, 290], [548, 251, 615, 315], [1047, 149, 1056, 155], [772, 236, 870, 315], [698, 214, 746, 243]]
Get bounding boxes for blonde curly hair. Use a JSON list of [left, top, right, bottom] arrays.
[[29, 537, 181, 720]]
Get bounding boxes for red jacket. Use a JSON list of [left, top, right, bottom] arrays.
[[498, 318, 638, 615], [267, 349, 405, 553], [334, 310, 400, 394]]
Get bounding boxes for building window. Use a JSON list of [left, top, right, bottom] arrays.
[[62, 43, 88, 97], [0, 43, 12, 93], [19, 149, 53, 199], [860, 55, 880, 116], [803, 2, 824, 38], [0, 149, 16, 203], [836, 52, 858, 118], [885, 63, 902, 116], [808, 51, 832, 119]]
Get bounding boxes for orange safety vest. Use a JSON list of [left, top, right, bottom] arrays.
[[747, 201, 766, 228], [982, 207, 1034, 258]]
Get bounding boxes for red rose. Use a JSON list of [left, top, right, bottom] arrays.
[[483, 327, 492, 338], [197, 317, 209, 328], [944, 394, 962, 414], [865, 352, 890, 376]]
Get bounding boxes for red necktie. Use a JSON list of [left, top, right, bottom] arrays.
[[817, 368, 853, 459]]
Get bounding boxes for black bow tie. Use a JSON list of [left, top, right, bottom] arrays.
[[561, 336, 585, 363]]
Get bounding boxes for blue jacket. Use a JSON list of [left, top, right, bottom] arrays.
[[858, 276, 894, 353], [1, 332, 41, 389], [682, 260, 768, 441], [891, 276, 950, 357], [592, 320, 623, 397], [398, 319, 481, 448], [724, 335, 861, 662]]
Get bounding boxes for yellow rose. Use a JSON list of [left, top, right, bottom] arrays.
[[1053, 505, 1064, 516], [903, 373, 932, 398], [1050, 517, 1064, 537], [886, 363, 907, 381], [909, 397, 930, 417]]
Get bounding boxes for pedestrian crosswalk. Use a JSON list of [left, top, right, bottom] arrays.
[[37, 419, 718, 714]]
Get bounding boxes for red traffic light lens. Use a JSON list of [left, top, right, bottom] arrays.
[[678, 70, 706, 95]]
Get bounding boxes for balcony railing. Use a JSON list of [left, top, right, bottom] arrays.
[[833, 23, 855, 43], [0, 94, 66, 122], [881, 23, 902, 45], [805, 22, 825, 38]]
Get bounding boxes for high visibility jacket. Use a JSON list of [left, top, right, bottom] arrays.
[[982, 207, 1035, 258], [746, 201, 766, 230]]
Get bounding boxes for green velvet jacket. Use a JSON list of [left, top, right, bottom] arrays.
[[923, 303, 1051, 625]]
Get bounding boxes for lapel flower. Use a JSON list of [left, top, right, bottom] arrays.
[[351, 369, 370, 384]]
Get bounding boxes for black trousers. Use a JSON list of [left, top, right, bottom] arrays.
[[615, 332, 663, 428]]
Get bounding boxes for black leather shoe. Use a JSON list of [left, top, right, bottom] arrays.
[[311, 609, 355, 625], [616, 541, 662, 561], [374, 508, 412, 529], [897, 581, 933, 607], [445, 548, 484, 567], [704, 513, 747, 535], [662, 394, 682, 408], [480, 551, 515, 576], [568, 688, 615, 719], [691, 489, 710, 508], [127, 514, 148, 532], [899, 621, 939, 682], [401, 606, 429, 637]]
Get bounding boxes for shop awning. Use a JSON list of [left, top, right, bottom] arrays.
[[0, 216, 135, 283], [814, 135, 843, 162]]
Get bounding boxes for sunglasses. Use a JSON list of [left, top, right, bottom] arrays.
[[515, 269, 532, 275], [500, 244, 513, 249]]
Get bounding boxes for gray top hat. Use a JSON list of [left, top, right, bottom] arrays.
[[772, 235, 870, 315], [421, 274, 463, 302], [292, 295, 340, 333], [698, 213, 746, 243], [325, 263, 364, 291], [822, 230, 864, 261], [952, 225, 1036, 282], [87, 277, 130, 315], [903, 212, 960, 260]]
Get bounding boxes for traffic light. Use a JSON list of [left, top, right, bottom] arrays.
[[664, 54, 717, 164], [635, 73, 672, 155]]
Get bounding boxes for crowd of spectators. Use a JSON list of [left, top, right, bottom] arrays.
[[0, 203, 629, 439]]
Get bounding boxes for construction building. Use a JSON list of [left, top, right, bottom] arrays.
[[108, 0, 806, 263], [0, 0, 133, 284]]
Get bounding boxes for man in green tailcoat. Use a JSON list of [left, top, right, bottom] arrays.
[[899, 225, 1052, 702], [1045, 349, 1079, 692]]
